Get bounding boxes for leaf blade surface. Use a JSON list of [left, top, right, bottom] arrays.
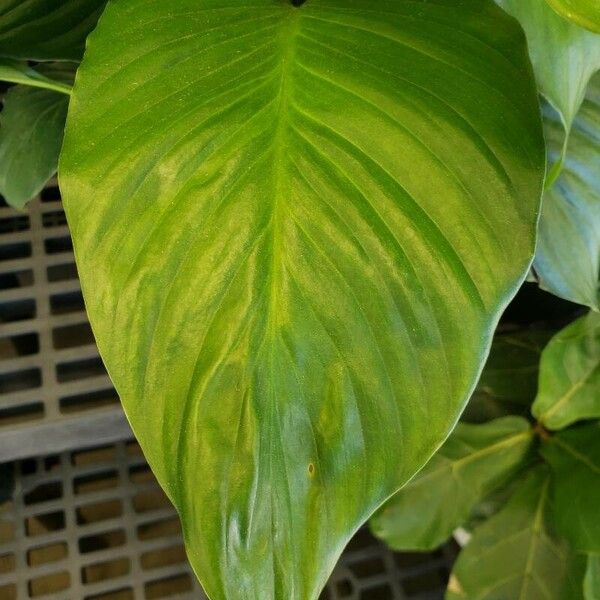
[[533, 312, 600, 429], [371, 416, 534, 551], [541, 422, 600, 552], [0, 0, 106, 61], [534, 76, 600, 310], [59, 1, 545, 598], [447, 466, 586, 600], [544, 0, 600, 34], [498, 0, 600, 184]]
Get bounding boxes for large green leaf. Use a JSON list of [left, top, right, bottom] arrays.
[[533, 312, 600, 429], [534, 76, 600, 310], [0, 64, 73, 208], [447, 466, 586, 600], [370, 417, 534, 551], [497, 0, 600, 184], [464, 329, 551, 423], [541, 422, 600, 552], [586, 555, 600, 600], [545, 0, 600, 34], [0, 0, 106, 61], [59, 1, 544, 598]]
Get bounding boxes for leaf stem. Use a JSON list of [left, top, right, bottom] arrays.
[[0, 61, 72, 96], [534, 421, 551, 441], [1, 73, 72, 96]]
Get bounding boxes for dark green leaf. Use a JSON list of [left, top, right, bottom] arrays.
[[586, 555, 600, 600], [544, 0, 600, 34], [447, 466, 586, 600], [464, 330, 551, 423], [497, 0, 600, 184], [461, 478, 520, 533], [371, 417, 534, 551], [0, 0, 106, 61], [533, 312, 600, 429], [0, 64, 73, 208], [534, 75, 600, 310], [59, 1, 545, 597], [541, 422, 600, 552]]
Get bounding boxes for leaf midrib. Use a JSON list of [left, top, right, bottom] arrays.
[[264, 8, 302, 594], [518, 475, 550, 600], [538, 357, 600, 424], [267, 8, 301, 338], [408, 429, 532, 489]]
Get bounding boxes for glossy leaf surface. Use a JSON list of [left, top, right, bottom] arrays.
[[533, 312, 600, 429], [447, 467, 586, 600], [0, 65, 73, 208], [541, 422, 600, 552], [498, 0, 600, 183], [59, 1, 544, 597], [370, 417, 534, 551], [534, 76, 600, 310], [0, 0, 106, 61], [545, 0, 600, 33], [586, 555, 600, 600], [464, 330, 550, 423]]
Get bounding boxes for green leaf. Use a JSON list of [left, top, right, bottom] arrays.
[[533, 312, 600, 429], [447, 466, 586, 600], [59, 1, 545, 598], [534, 75, 600, 310], [586, 555, 600, 600], [464, 330, 551, 423], [0, 87, 68, 208], [540, 422, 600, 552], [0, 64, 73, 208], [370, 417, 534, 551], [462, 478, 520, 533], [0, 0, 107, 61], [497, 0, 600, 184], [544, 0, 600, 34], [0, 59, 72, 95]]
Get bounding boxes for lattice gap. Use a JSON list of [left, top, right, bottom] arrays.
[[0, 188, 114, 421], [0, 187, 131, 461]]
